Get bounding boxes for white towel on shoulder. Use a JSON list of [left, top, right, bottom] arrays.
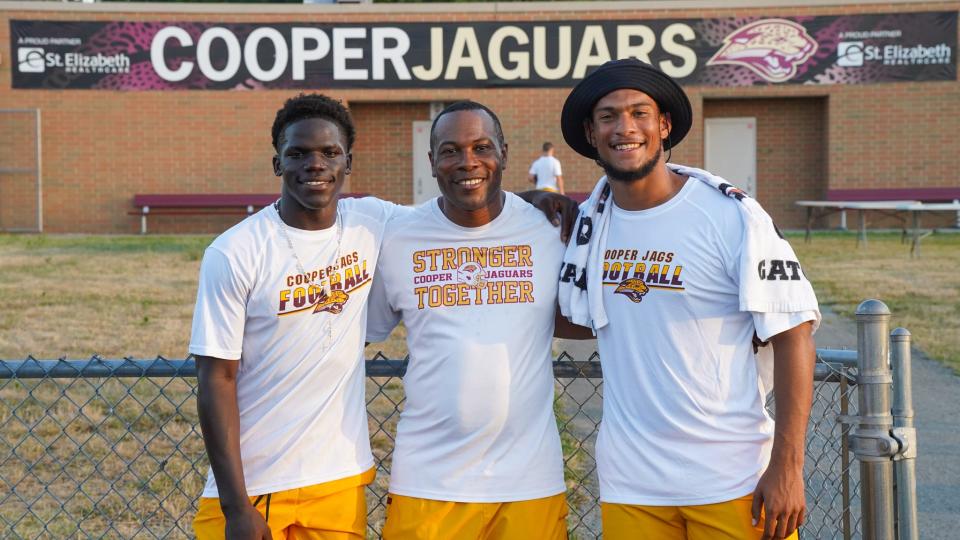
[[558, 176, 612, 330], [668, 164, 821, 320]]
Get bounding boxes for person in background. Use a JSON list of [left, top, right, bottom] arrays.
[[528, 142, 565, 194]]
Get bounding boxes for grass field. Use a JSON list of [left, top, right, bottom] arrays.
[[0, 230, 957, 538], [0, 235, 209, 360]]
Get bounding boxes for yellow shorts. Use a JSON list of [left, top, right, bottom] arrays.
[[382, 492, 568, 540], [601, 495, 800, 540], [194, 468, 375, 540]]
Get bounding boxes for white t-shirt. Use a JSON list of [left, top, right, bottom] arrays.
[[596, 179, 816, 505], [189, 197, 400, 498], [529, 155, 563, 191], [366, 193, 567, 502]]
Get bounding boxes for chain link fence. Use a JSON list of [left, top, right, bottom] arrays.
[[0, 351, 858, 539]]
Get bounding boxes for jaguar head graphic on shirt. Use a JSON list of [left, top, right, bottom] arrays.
[[313, 289, 350, 314], [707, 19, 818, 83], [614, 279, 650, 303]]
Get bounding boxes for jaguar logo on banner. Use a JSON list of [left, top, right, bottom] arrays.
[[9, 11, 956, 90], [706, 19, 818, 83]]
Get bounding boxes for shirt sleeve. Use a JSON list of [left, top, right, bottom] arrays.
[[553, 158, 563, 176], [188, 246, 249, 360], [726, 199, 820, 317], [365, 260, 402, 343], [528, 161, 537, 176], [356, 196, 405, 227], [383, 200, 414, 224], [753, 310, 818, 342]]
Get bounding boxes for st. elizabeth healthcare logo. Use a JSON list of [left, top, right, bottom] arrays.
[[837, 42, 865, 67], [18, 48, 46, 73]]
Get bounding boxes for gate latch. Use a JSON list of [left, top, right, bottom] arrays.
[[890, 426, 917, 460]]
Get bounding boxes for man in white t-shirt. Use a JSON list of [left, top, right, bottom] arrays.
[[366, 101, 570, 539], [557, 59, 820, 540], [528, 142, 565, 194], [190, 93, 401, 540]]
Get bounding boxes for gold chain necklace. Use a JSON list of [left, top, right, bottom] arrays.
[[274, 200, 343, 350]]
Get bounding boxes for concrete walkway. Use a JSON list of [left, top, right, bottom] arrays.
[[555, 305, 960, 538]]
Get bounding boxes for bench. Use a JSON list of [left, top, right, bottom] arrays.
[[130, 193, 366, 234]]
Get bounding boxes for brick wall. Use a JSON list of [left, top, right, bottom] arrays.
[[349, 102, 430, 204], [829, 82, 960, 190], [1, 2, 957, 233]]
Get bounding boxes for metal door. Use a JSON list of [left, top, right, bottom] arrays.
[[704, 117, 756, 197]]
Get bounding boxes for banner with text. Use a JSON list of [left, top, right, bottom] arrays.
[[10, 12, 956, 90]]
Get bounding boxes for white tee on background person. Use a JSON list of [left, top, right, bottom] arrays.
[[595, 179, 817, 506], [189, 197, 401, 498], [529, 155, 563, 192], [366, 192, 567, 502]]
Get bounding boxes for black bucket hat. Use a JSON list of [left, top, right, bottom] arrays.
[[561, 58, 692, 159]]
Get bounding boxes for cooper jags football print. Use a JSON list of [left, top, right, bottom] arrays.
[[603, 248, 685, 303], [277, 251, 371, 316]]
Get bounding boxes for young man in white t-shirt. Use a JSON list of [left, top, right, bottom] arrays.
[[366, 102, 572, 539], [190, 94, 401, 539], [557, 59, 819, 540], [527, 142, 565, 194]]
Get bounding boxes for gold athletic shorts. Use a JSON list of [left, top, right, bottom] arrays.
[[382, 492, 568, 540], [194, 468, 375, 540], [601, 494, 800, 540]]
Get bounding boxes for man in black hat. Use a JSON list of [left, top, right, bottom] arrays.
[[557, 58, 820, 540]]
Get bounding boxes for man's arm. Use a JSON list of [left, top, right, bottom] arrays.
[[752, 321, 815, 540], [554, 306, 594, 339], [516, 190, 579, 244], [196, 355, 272, 540], [528, 172, 537, 185], [556, 175, 565, 196]]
